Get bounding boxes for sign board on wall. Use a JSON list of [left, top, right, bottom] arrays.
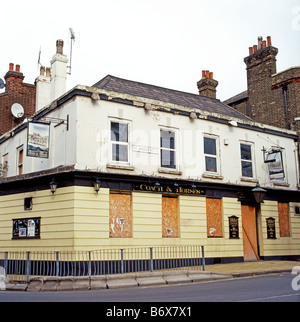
[[27, 122, 50, 159]]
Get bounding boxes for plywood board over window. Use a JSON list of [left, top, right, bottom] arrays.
[[162, 197, 178, 238], [206, 198, 223, 237], [109, 193, 132, 238], [278, 202, 290, 237]]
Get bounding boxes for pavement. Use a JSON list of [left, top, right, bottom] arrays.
[[2, 260, 300, 292]]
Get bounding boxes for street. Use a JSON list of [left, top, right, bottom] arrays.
[[0, 273, 299, 303]]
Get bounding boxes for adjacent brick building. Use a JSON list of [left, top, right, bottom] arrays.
[[0, 63, 36, 136], [224, 36, 300, 137]]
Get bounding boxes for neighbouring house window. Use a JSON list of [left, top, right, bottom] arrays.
[[240, 143, 253, 178], [109, 193, 132, 238], [17, 146, 24, 175], [278, 202, 290, 237], [110, 122, 129, 163], [160, 130, 176, 169], [206, 198, 223, 237], [204, 136, 218, 173], [162, 196, 178, 238], [12, 218, 40, 239]]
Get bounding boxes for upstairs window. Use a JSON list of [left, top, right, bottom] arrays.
[[17, 146, 24, 175], [204, 136, 218, 173], [110, 122, 129, 163], [160, 129, 176, 169], [240, 143, 253, 178]]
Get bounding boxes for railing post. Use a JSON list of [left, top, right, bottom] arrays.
[[149, 248, 154, 272], [88, 251, 91, 277], [26, 252, 30, 283], [4, 252, 8, 277], [56, 251, 60, 277], [201, 246, 206, 271], [120, 249, 124, 274]]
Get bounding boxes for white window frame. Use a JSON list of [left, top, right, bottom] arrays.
[[203, 135, 220, 175], [16, 145, 24, 175], [109, 119, 131, 166], [240, 142, 255, 179], [159, 127, 178, 171]]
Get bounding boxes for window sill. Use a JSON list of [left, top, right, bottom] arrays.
[[158, 168, 183, 175], [240, 177, 258, 183], [202, 173, 223, 180], [106, 164, 135, 171], [273, 181, 290, 187]]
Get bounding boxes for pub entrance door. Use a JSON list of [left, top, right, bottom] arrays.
[[241, 205, 259, 261]]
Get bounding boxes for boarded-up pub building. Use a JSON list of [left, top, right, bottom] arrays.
[[0, 40, 300, 264]]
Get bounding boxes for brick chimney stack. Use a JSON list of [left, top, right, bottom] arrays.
[[0, 63, 36, 136], [244, 36, 278, 122], [197, 70, 218, 99]]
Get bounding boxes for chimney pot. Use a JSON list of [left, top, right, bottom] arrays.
[[15, 65, 20, 72], [9, 63, 14, 71], [209, 72, 214, 79], [56, 39, 64, 55], [258, 36, 263, 50], [40, 66, 45, 76], [253, 45, 258, 53], [267, 36, 272, 47], [202, 70, 206, 78], [205, 70, 210, 78], [262, 40, 267, 49], [249, 47, 253, 55]]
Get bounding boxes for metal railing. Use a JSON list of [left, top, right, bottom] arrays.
[[0, 245, 205, 283]]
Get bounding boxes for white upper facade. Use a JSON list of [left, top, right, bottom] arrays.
[[0, 78, 299, 191]]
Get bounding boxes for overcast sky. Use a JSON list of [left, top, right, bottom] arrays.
[[1, 0, 299, 101]]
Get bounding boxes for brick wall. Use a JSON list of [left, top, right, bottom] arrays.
[[227, 37, 300, 138], [0, 64, 36, 136]]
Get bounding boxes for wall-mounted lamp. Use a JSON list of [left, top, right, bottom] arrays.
[[93, 178, 101, 193], [191, 184, 197, 191], [50, 178, 57, 195], [155, 182, 161, 189], [251, 183, 266, 204]]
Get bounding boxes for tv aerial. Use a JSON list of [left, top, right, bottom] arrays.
[[11, 103, 24, 119], [67, 28, 77, 75]]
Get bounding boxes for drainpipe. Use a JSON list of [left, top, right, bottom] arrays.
[[282, 85, 289, 129]]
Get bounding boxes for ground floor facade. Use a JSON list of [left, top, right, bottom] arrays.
[[0, 169, 299, 264]]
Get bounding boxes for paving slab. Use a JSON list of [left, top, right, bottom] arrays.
[[163, 270, 192, 284], [106, 273, 138, 289], [90, 276, 107, 290], [135, 271, 166, 287]]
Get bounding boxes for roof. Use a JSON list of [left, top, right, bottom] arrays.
[[93, 75, 253, 121], [223, 90, 248, 105]]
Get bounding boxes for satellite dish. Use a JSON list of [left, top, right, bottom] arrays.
[[11, 103, 24, 118], [0, 78, 5, 89]]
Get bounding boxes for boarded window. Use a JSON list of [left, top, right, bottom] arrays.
[[278, 202, 290, 237], [109, 193, 132, 238], [162, 197, 178, 238], [206, 198, 223, 237]]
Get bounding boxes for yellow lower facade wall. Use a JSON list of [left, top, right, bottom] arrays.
[[0, 186, 299, 259], [260, 201, 300, 257]]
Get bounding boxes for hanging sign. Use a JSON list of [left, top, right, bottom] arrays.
[[27, 122, 50, 158]]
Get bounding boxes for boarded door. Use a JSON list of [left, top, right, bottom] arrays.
[[162, 197, 178, 238], [241, 205, 259, 261], [109, 193, 132, 238]]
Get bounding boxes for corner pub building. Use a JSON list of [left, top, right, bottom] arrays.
[[1, 70, 300, 264]]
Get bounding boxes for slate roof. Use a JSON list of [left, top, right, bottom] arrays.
[[223, 90, 248, 105], [93, 75, 253, 121]]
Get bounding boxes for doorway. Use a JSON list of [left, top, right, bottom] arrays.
[[241, 205, 259, 261]]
